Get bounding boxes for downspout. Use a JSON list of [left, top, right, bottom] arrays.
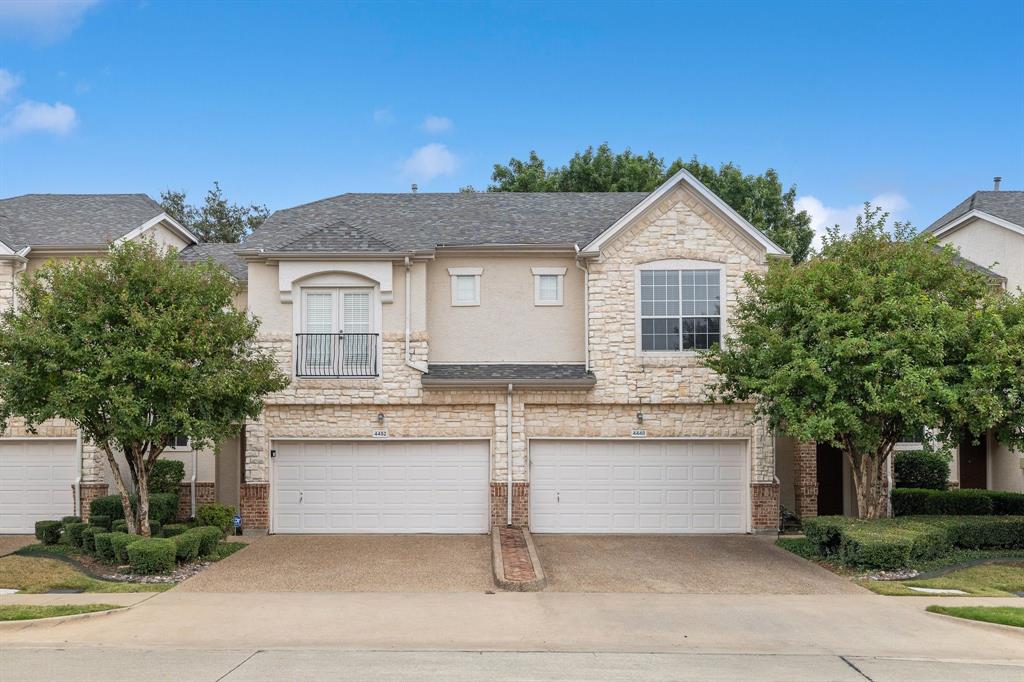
[[574, 245, 590, 372], [404, 256, 428, 373], [507, 383, 514, 526], [190, 450, 198, 519], [74, 430, 83, 517]]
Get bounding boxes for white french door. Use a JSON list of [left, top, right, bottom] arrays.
[[299, 288, 375, 376]]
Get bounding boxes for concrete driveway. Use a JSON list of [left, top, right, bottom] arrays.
[[0, 535, 34, 556], [177, 534, 495, 593], [534, 534, 860, 594]]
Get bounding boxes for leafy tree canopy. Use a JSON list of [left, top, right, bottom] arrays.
[[702, 205, 1023, 518], [160, 181, 269, 243], [0, 240, 288, 534], [488, 143, 813, 262]]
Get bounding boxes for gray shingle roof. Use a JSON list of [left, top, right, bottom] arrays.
[[243, 192, 648, 253], [925, 190, 1024, 233], [179, 243, 248, 282], [421, 364, 595, 387], [0, 194, 165, 249]]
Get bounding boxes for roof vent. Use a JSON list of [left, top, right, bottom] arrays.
[[411, 183, 418, 194], [993, 176, 1002, 191]]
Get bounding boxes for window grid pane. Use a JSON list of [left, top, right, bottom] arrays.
[[640, 269, 721, 351], [538, 275, 560, 302], [454, 275, 477, 303]]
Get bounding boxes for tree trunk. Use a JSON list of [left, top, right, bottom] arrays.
[[136, 463, 151, 538], [846, 447, 890, 519], [100, 444, 137, 535]]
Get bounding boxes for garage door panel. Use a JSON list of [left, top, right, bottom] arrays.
[[273, 440, 489, 533], [1, 440, 77, 534], [531, 440, 747, 534]]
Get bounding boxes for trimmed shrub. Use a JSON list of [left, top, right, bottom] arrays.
[[190, 526, 223, 557], [802, 516, 852, 556], [89, 492, 179, 525], [90, 494, 126, 520], [89, 514, 112, 531], [150, 459, 186, 495], [35, 520, 63, 545], [837, 520, 950, 569], [932, 516, 1024, 550], [891, 488, 995, 516], [148, 521, 163, 538], [61, 515, 81, 525], [111, 533, 143, 564], [63, 521, 88, 547], [112, 520, 128, 533], [94, 532, 119, 562], [81, 526, 101, 553], [162, 523, 191, 538], [988, 491, 1024, 515], [172, 530, 201, 562], [126, 538, 176, 575], [894, 450, 949, 490], [196, 504, 234, 535]]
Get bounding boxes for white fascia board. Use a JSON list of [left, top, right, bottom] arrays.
[[928, 209, 1024, 239], [116, 212, 200, 246], [580, 168, 788, 257], [0, 238, 13, 255]]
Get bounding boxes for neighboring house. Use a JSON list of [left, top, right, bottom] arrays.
[[233, 169, 787, 534], [0, 194, 245, 533], [777, 182, 1024, 521]]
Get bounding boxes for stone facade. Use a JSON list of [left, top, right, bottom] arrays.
[[243, 186, 775, 532]]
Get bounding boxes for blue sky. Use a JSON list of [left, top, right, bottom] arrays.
[[1, 0, 1022, 235]]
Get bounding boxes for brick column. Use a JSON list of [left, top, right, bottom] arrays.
[[78, 483, 110, 521], [793, 440, 818, 519], [490, 482, 529, 528], [240, 483, 269, 531], [750, 482, 780, 531]]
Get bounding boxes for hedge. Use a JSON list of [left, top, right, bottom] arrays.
[[63, 521, 88, 547], [81, 526, 101, 553], [803, 515, 1024, 569], [172, 530, 201, 562], [893, 450, 949, 490], [89, 514, 112, 531], [150, 459, 186, 495], [111, 533, 143, 564], [61, 516, 81, 526], [89, 492, 179, 525], [94, 532, 120, 562], [162, 523, 191, 538], [196, 504, 235, 535], [891, 488, 1023, 516], [126, 538, 176, 574], [112, 520, 128, 533], [190, 526, 223, 557], [34, 520, 62, 545]]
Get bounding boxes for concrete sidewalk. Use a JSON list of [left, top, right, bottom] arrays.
[[0, 592, 156, 607], [2, 648, 1022, 682]]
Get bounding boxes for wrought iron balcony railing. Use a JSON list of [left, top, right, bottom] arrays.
[[295, 333, 379, 378]]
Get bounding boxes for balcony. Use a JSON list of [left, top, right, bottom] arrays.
[[295, 333, 379, 378]]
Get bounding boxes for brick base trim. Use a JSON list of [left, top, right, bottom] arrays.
[[750, 482, 780, 531], [78, 483, 109, 521], [240, 483, 269, 530], [490, 482, 529, 528], [176, 482, 216, 521]]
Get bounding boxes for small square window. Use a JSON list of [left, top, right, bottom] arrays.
[[449, 268, 482, 306], [167, 435, 190, 449], [532, 267, 566, 306]]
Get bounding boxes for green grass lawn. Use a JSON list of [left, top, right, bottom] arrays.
[[926, 606, 1024, 628], [0, 555, 171, 593], [860, 562, 1024, 596], [0, 604, 121, 621]]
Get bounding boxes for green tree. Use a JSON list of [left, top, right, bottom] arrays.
[[701, 205, 1023, 518], [160, 181, 269, 243], [0, 240, 288, 536], [488, 144, 812, 261]]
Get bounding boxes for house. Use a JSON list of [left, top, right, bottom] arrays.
[[0, 194, 245, 532], [776, 181, 1024, 521]]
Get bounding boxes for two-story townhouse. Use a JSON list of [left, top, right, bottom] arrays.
[[0, 194, 245, 532], [235, 169, 787, 534]]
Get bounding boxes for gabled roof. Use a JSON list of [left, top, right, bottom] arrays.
[[179, 242, 248, 282], [243, 192, 648, 254], [924, 190, 1024, 236], [0, 194, 196, 250]]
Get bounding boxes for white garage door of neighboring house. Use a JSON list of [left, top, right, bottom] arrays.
[[530, 440, 748, 534], [0, 440, 77, 534], [272, 440, 490, 533]]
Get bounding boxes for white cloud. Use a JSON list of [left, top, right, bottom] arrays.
[[1, 101, 78, 139], [420, 115, 453, 134], [0, 0, 100, 43], [796, 192, 910, 250], [0, 69, 21, 100], [400, 143, 458, 183], [372, 106, 394, 125]]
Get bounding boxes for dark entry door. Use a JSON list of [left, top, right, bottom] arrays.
[[959, 433, 988, 489], [817, 443, 844, 516]]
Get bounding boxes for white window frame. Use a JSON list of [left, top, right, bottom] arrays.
[[532, 267, 565, 306], [448, 267, 482, 306], [165, 435, 192, 451], [635, 259, 727, 356]]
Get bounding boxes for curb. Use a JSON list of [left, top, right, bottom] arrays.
[[0, 603, 134, 631], [491, 526, 546, 592]]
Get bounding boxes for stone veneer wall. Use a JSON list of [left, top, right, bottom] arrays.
[[0, 260, 14, 313]]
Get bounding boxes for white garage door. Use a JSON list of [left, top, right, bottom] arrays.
[[272, 440, 489, 533], [530, 440, 747, 534], [0, 440, 77, 534]]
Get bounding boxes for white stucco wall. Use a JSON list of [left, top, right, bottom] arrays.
[[938, 217, 1024, 293]]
